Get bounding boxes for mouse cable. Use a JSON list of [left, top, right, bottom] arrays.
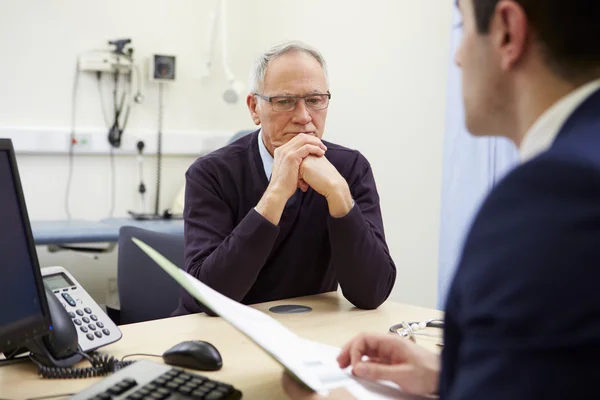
[[25, 394, 77, 400], [120, 353, 162, 362]]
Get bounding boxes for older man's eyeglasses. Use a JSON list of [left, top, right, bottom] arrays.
[[254, 92, 331, 112]]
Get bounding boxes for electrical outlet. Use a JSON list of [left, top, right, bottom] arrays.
[[108, 278, 118, 294], [69, 133, 93, 149]]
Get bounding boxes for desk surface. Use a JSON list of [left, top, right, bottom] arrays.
[[31, 218, 184, 245], [0, 292, 443, 400]]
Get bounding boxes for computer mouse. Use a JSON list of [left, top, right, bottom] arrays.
[[162, 340, 223, 371]]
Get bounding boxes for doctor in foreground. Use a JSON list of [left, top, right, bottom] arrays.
[[284, 0, 600, 398]]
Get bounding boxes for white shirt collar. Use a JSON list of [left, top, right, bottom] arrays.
[[520, 79, 600, 162], [257, 129, 273, 179]]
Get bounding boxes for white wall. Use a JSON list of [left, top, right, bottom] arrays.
[[1, 0, 452, 309]]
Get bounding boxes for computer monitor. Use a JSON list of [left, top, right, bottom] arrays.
[[0, 139, 52, 354]]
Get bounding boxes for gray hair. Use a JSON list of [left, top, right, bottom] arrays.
[[249, 41, 329, 94]]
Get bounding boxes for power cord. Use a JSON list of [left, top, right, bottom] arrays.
[[97, 71, 117, 218], [64, 61, 81, 220], [155, 83, 164, 215]]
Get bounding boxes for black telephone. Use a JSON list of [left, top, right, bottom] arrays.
[[5, 267, 130, 378]]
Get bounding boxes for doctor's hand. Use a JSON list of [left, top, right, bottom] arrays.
[[256, 134, 326, 225], [281, 373, 355, 400], [299, 155, 353, 218], [337, 333, 440, 396]]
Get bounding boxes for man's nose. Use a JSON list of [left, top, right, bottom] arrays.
[[292, 99, 312, 124]]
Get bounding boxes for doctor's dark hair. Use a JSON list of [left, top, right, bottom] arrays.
[[472, 0, 600, 83]]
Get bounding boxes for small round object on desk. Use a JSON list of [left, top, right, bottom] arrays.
[[419, 321, 427, 330], [268, 305, 312, 314], [411, 323, 419, 331]]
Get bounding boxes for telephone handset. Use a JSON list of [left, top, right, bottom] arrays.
[[7, 267, 128, 377]]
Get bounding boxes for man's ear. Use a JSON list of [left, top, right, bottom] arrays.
[[247, 94, 261, 125], [494, 0, 528, 71]]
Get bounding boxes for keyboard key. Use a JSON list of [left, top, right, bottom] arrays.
[[178, 386, 193, 395], [123, 378, 137, 388], [108, 384, 129, 395], [204, 382, 216, 390], [97, 393, 112, 400], [82, 317, 90, 323], [216, 385, 233, 394], [76, 309, 84, 316], [145, 383, 158, 391], [86, 333, 94, 340], [182, 382, 198, 391], [154, 377, 168, 386], [91, 315, 99, 321], [125, 393, 143, 400], [165, 370, 179, 378], [80, 326, 88, 333], [69, 312, 76, 318], [97, 321, 104, 328], [205, 392, 225, 400], [173, 377, 186, 385], [178, 373, 193, 381], [74, 319, 82, 326], [89, 324, 96, 330], [149, 393, 163, 400], [192, 389, 209, 398], [95, 331, 102, 338], [165, 382, 179, 390], [190, 378, 206, 386], [85, 307, 92, 314], [103, 328, 110, 336]]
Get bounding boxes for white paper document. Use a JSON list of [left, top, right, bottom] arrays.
[[132, 238, 430, 399]]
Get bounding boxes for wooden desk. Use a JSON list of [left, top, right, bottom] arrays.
[[0, 292, 443, 400]]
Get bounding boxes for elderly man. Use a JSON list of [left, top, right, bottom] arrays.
[[173, 42, 396, 315]]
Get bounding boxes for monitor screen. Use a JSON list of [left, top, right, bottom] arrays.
[[0, 142, 50, 353]]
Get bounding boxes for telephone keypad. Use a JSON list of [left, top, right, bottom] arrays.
[[82, 317, 90, 323], [97, 322, 104, 328], [74, 319, 82, 326], [69, 312, 76, 318], [102, 329, 110, 336], [84, 307, 92, 314], [86, 333, 95, 340], [91, 315, 98, 321], [80, 326, 89, 333], [89, 324, 96, 331], [76, 309, 84, 316], [94, 331, 103, 338]]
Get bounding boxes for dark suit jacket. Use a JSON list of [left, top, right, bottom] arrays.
[[440, 88, 600, 399]]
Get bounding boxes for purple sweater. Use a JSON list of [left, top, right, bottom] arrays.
[[173, 130, 396, 315]]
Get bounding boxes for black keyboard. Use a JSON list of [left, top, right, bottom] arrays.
[[69, 360, 242, 400]]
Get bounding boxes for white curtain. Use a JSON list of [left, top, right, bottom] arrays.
[[437, 6, 519, 308]]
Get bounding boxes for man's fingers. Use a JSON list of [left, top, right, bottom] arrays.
[[353, 362, 411, 385], [298, 179, 309, 192], [342, 334, 412, 369], [286, 133, 327, 152], [293, 144, 326, 160]]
